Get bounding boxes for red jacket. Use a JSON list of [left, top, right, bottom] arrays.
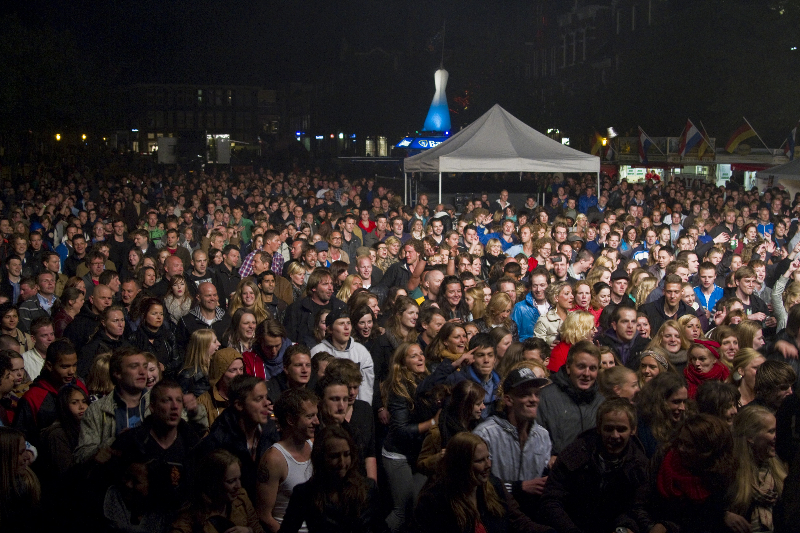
[[548, 341, 572, 372], [15, 376, 87, 445]]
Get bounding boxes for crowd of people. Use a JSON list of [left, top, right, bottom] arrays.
[[0, 165, 800, 533]]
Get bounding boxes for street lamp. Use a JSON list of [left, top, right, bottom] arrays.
[[82, 134, 87, 141], [55, 134, 61, 141]]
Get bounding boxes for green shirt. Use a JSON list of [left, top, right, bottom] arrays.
[[230, 217, 254, 244]]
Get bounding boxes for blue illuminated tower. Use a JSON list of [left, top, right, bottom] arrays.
[[422, 68, 451, 133]]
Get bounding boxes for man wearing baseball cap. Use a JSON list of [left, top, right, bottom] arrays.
[[473, 366, 552, 517]]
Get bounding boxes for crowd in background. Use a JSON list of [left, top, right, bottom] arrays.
[[0, 165, 799, 533]]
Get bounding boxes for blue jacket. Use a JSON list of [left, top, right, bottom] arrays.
[[478, 231, 519, 251], [578, 194, 597, 214], [511, 293, 540, 341]]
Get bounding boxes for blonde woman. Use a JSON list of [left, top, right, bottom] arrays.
[[472, 292, 518, 341], [548, 310, 596, 372], [227, 278, 271, 324], [630, 269, 652, 290], [177, 329, 220, 399], [737, 319, 765, 351], [585, 266, 612, 288], [384, 236, 401, 266], [772, 257, 800, 330], [677, 314, 704, 341], [646, 320, 692, 370], [285, 262, 307, 301], [534, 281, 574, 347], [593, 255, 615, 271], [631, 277, 657, 309], [731, 347, 765, 406], [336, 274, 363, 303], [728, 405, 786, 531], [464, 287, 486, 321]]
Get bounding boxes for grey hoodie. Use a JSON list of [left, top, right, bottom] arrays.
[[310, 338, 374, 405]]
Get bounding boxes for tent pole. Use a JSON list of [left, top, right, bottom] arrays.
[[439, 172, 442, 205], [597, 172, 600, 195], [404, 172, 407, 205], [519, 171, 522, 182]]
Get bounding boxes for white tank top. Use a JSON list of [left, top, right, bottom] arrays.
[[271, 440, 313, 530]]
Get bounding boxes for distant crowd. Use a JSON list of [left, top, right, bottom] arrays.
[[0, 165, 799, 533]]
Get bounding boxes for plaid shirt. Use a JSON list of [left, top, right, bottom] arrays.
[[271, 252, 284, 276], [238, 247, 261, 278]]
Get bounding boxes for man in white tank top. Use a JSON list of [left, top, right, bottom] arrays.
[[256, 388, 318, 532]]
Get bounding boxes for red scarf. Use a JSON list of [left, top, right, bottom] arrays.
[[657, 449, 710, 502], [683, 362, 729, 399]]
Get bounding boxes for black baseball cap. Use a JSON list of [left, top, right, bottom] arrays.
[[502, 367, 550, 393]]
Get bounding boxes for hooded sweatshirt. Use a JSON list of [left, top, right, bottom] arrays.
[[243, 337, 292, 380], [310, 339, 374, 405], [197, 348, 242, 426]]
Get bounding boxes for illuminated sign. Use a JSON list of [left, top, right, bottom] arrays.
[[395, 136, 449, 150]]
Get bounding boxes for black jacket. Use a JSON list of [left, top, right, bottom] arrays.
[[280, 478, 384, 533], [63, 304, 102, 352], [598, 330, 650, 370], [376, 260, 412, 293], [176, 306, 231, 354], [111, 416, 201, 512], [214, 262, 241, 308], [194, 406, 279, 501], [78, 330, 132, 378], [283, 296, 345, 347], [128, 323, 180, 378], [639, 297, 693, 337], [416, 475, 553, 533], [539, 430, 648, 533], [383, 361, 456, 461]]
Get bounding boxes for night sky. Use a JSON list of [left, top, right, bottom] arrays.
[[5, 1, 800, 143], [7, 1, 534, 135]]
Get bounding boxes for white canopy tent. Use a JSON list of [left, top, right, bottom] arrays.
[[402, 104, 601, 203], [755, 158, 800, 198]]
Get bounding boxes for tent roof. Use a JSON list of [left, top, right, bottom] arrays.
[[403, 104, 600, 174], [755, 158, 800, 181]]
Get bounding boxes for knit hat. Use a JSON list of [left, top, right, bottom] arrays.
[[208, 348, 243, 386], [325, 309, 350, 328]]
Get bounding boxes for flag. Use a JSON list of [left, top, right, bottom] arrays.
[[605, 142, 616, 161], [784, 127, 796, 160], [678, 120, 703, 157], [725, 123, 757, 153], [638, 126, 654, 164], [590, 132, 604, 156], [697, 123, 711, 158]]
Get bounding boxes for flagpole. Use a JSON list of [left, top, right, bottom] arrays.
[[642, 129, 666, 156], [743, 116, 771, 152], [698, 120, 715, 149]]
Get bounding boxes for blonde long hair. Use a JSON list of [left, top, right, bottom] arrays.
[[466, 287, 486, 320], [632, 277, 657, 309], [558, 311, 595, 345], [730, 405, 786, 514], [381, 342, 429, 410], [227, 279, 270, 324], [182, 329, 216, 375], [484, 292, 513, 329]]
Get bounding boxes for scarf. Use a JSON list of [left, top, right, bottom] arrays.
[[751, 466, 777, 530], [657, 448, 710, 502], [668, 349, 687, 367], [684, 362, 730, 398], [440, 349, 463, 362]]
